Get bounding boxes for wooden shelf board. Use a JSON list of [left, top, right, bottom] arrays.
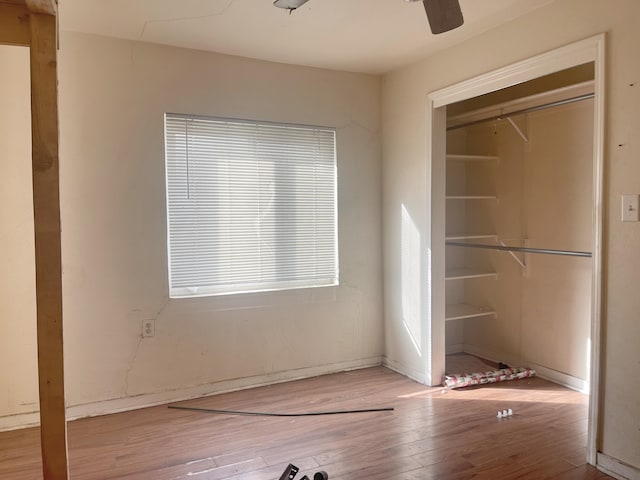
[[445, 303, 496, 321]]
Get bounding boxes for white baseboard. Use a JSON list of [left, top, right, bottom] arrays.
[[382, 356, 425, 385], [526, 362, 589, 394], [0, 357, 382, 432], [0, 411, 41, 432], [460, 344, 588, 392], [598, 452, 640, 480]]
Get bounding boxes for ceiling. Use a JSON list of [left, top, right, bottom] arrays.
[[59, 0, 555, 74]]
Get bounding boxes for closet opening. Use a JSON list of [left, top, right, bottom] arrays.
[[426, 35, 605, 465], [444, 62, 595, 390]]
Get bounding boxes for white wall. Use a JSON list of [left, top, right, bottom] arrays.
[[382, 0, 640, 470], [1, 32, 383, 426], [519, 101, 593, 380], [0, 46, 40, 422], [59, 32, 384, 409]]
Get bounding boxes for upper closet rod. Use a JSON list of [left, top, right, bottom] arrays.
[[447, 92, 594, 131], [446, 241, 592, 258]]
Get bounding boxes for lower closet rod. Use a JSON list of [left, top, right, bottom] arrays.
[[445, 241, 592, 258]]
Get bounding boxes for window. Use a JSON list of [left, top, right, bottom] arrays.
[[164, 114, 338, 298]]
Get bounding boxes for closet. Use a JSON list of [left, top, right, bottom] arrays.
[[443, 64, 595, 389]]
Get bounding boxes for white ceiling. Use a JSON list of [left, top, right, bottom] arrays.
[[59, 0, 555, 74]]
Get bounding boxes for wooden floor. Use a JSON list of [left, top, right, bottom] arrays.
[[0, 367, 613, 480]]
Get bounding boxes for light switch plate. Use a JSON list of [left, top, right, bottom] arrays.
[[622, 194, 639, 222]]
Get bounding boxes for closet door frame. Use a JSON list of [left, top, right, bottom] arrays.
[[425, 34, 605, 466]]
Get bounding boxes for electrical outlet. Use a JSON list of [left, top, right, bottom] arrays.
[[142, 319, 155, 337]]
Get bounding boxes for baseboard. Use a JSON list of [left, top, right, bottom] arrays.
[[460, 344, 588, 392], [0, 411, 41, 432], [0, 357, 382, 432], [597, 452, 640, 480], [382, 356, 425, 384], [526, 362, 589, 394]]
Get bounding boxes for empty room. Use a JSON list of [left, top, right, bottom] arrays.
[[1, 0, 639, 479]]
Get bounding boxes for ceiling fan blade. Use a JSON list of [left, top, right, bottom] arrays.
[[422, 0, 464, 34]]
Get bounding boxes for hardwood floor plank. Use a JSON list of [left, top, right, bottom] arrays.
[[0, 367, 614, 479]]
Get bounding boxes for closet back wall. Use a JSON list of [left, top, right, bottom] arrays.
[[459, 100, 593, 383], [519, 100, 593, 381]]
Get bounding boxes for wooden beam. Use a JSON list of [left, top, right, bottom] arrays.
[[26, 0, 56, 15], [0, 3, 30, 46], [29, 11, 69, 480]]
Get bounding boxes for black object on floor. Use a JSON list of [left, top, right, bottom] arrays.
[[168, 405, 394, 417], [279, 463, 299, 480]]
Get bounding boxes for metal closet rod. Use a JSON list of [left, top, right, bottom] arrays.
[[445, 241, 592, 258], [447, 92, 595, 131]]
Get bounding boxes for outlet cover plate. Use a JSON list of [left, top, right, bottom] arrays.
[[142, 319, 155, 337]]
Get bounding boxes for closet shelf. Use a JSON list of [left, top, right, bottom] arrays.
[[445, 303, 496, 321], [445, 268, 497, 281], [446, 195, 497, 200], [445, 233, 497, 241], [446, 154, 499, 162]]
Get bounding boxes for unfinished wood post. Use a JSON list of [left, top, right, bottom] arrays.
[[29, 10, 69, 480]]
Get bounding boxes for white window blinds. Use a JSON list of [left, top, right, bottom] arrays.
[[164, 114, 338, 297]]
